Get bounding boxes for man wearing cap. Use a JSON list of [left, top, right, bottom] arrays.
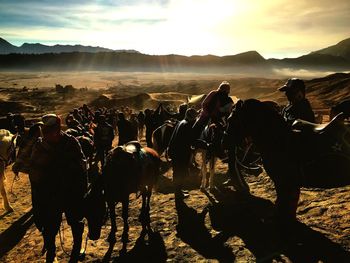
[[192, 81, 233, 140], [29, 114, 87, 263], [279, 78, 315, 126], [168, 108, 198, 199]]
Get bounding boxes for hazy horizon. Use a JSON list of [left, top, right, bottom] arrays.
[[1, 0, 349, 59]]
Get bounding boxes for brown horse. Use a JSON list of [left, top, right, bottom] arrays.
[[102, 141, 160, 250]]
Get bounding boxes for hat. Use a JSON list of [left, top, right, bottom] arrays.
[[185, 108, 197, 121], [218, 81, 230, 93], [279, 78, 305, 92], [42, 114, 61, 127]]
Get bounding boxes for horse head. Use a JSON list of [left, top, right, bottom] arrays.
[[84, 174, 106, 240], [0, 129, 18, 165]]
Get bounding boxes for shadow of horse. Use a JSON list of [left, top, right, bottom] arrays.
[[207, 188, 350, 262], [174, 197, 235, 262], [102, 230, 167, 263]]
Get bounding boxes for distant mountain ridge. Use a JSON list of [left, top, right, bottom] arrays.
[[0, 37, 139, 54], [311, 38, 350, 60], [0, 37, 349, 71]]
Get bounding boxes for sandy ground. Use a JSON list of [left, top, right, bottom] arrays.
[[1, 71, 350, 262], [1, 156, 350, 262]]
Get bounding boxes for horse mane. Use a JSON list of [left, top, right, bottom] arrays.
[[0, 129, 15, 159], [0, 129, 13, 139]]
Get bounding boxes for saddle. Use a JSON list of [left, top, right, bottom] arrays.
[[124, 141, 142, 154], [292, 113, 350, 188], [123, 141, 153, 171], [292, 113, 346, 134]]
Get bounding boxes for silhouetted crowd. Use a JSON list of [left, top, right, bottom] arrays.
[[4, 78, 350, 263]]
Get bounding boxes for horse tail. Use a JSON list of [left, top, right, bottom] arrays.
[[143, 146, 160, 159], [143, 147, 161, 189]]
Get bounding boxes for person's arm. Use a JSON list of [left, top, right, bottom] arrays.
[[297, 100, 315, 123], [66, 136, 88, 195], [202, 90, 216, 110]]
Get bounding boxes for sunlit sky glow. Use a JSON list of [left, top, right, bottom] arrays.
[[1, 0, 349, 58]]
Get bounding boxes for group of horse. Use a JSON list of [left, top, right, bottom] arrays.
[[86, 97, 350, 256], [1, 98, 350, 259]]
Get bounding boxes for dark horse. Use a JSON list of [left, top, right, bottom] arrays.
[[101, 141, 160, 248], [226, 99, 350, 221], [151, 119, 178, 157]]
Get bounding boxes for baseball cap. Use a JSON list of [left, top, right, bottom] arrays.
[[278, 78, 305, 92], [42, 114, 61, 127]]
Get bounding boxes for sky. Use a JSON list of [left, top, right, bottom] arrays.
[[0, 0, 349, 58]]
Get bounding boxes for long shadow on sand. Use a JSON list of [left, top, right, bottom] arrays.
[[175, 196, 236, 262], [103, 229, 167, 263], [206, 188, 350, 262], [0, 209, 33, 258]]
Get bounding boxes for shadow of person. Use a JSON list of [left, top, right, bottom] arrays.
[[208, 188, 350, 262], [283, 221, 350, 263], [175, 197, 235, 262], [111, 229, 167, 263], [0, 209, 33, 258]]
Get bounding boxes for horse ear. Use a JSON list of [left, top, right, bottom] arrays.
[[234, 99, 244, 112]]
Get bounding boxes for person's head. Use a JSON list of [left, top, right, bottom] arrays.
[[279, 78, 306, 103], [42, 114, 61, 143], [217, 81, 230, 94], [179, 103, 188, 115], [28, 122, 43, 138], [6, 112, 13, 121], [117, 112, 125, 121], [98, 114, 106, 123], [184, 108, 198, 122], [144, 109, 151, 116]]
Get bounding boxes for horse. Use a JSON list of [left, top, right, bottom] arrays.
[[66, 128, 95, 168], [0, 129, 18, 213], [99, 141, 160, 249], [151, 119, 179, 157], [225, 99, 350, 220]]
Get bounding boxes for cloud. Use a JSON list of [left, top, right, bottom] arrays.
[[0, 0, 349, 57]]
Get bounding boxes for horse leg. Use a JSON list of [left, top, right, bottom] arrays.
[[208, 156, 216, 191], [107, 201, 117, 244], [139, 188, 151, 235], [145, 186, 152, 231], [200, 151, 207, 191], [121, 196, 129, 244], [0, 163, 13, 212]]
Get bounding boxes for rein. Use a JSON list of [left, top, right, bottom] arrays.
[[58, 218, 89, 259]]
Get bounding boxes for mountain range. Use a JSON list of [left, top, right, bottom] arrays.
[[0, 37, 138, 54], [0, 37, 349, 72]]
